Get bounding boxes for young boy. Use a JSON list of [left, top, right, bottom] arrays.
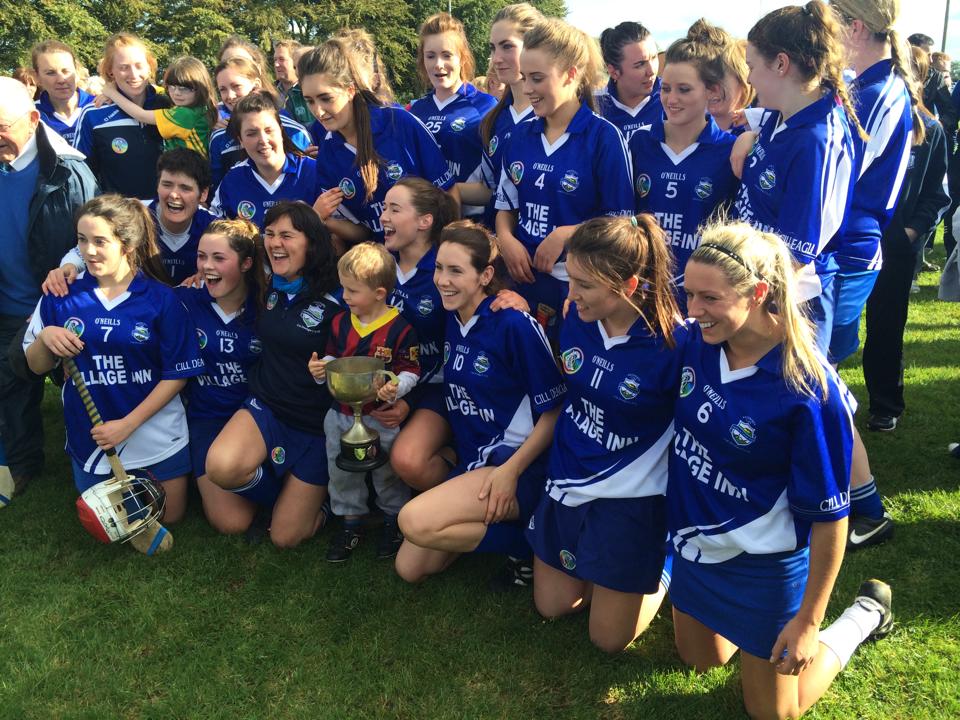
[[308, 243, 420, 562], [48, 149, 216, 288]]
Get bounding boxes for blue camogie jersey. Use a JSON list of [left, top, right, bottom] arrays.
[[314, 104, 454, 241], [667, 325, 855, 564], [409, 83, 498, 183], [596, 78, 663, 140], [210, 154, 317, 229], [208, 111, 312, 191], [443, 297, 566, 471], [546, 308, 688, 507], [733, 95, 854, 276], [73, 85, 166, 199], [175, 286, 260, 421], [630, 116, 738, 285], [830, 60, 912, 272], [23, 271, 204, 474], [36, 89, 95, 145], [471, 92, 535, 228], [495, 102, 634, 280], [145, 200, 217, 285], [389, 245, 444, 384]]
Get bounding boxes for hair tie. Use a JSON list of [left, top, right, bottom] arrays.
[[698, 243, 766, 281], [630, 216, 639, 227]]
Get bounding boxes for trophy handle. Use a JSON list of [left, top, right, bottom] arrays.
[[378, 370, 399, 385]]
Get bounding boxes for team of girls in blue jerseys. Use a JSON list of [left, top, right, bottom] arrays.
[[20, 4, 912, 714]]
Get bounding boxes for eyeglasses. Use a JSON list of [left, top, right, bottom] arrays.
[[0, 110, 30, 134]]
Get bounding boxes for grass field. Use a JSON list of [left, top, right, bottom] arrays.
[[1, 257, 959, 720]]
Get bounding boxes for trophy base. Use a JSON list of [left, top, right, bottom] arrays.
[[336, 436, 389, 472]]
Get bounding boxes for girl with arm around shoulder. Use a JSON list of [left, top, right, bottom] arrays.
[[669, 221, 894, 719], [395, 221, 566, 584], [203, 202, 342, 548]]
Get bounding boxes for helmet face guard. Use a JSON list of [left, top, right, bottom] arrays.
[[76, 474, 166, 544]]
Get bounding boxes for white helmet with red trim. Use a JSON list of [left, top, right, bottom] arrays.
[[76, 474, 166, 544]]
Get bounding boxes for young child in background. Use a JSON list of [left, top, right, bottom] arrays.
[[308, 243, 420, 563], [102, 56, 218, 158]]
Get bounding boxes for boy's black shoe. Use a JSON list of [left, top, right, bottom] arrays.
[[326, 523, 362, 563], [375, 517, 403, 559]]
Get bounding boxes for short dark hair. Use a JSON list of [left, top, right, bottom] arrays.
[[907, 33, 935, 50], [156, 148, 211, 192]]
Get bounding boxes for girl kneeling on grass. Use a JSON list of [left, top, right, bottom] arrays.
[[23, 195, 204, 551], [394, 221, 566, 585], [174, 219, 266, 535], [528, 215, 685, 654], [670, 221, 893, 719], [204, 202, 341, 549]]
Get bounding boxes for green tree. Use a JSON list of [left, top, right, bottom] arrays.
[[2, 0, 566, 98]]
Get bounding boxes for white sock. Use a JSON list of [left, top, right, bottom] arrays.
[[819, 599, 883, 669]]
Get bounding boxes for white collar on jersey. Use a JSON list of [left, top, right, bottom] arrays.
[[719, 346, 760, 384], [596, 321, 631, 351], [509, 104, 534, 124]]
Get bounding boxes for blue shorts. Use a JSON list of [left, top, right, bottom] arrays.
[[829, 269, 879, 363], [411, 382, 447, 418], [669, 547, 810, 660], [453, 446, 545, 557], [516, 272, 567, 344], [243, 396, 329, 487], [527, 494, 667, 594], [71, 445, 192, 494], [188, 416, 229, 478]]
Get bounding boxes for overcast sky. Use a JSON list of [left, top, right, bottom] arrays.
[[566, 1, 960, 56]]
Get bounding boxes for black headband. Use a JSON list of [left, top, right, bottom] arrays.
[[698, 243, 766, 281]]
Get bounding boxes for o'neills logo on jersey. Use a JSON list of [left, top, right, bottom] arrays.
[[509, 161, 524, 185], [417, 296, 434, 316], [560, 347, 584, 374], [680, 366, 695, 397], [339, 178, 356, 199], [730, 416, 758, 447], [300, 304, 325, 329], [618, 374, 642, 400], [237, 200, 256, 220], [450, 117, 467, 132], [196, 328, 208, 349], [759, 167, 776, 191], [132, 322, 150, 343], [636, 173, 651, 198], [561, 170, 579, 193], [695, 178, 713, 200], [64, 317, 85, 338], [487, 135, 498, 157], [473, 352, 491, 374], [386, 162, 404, 181]]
